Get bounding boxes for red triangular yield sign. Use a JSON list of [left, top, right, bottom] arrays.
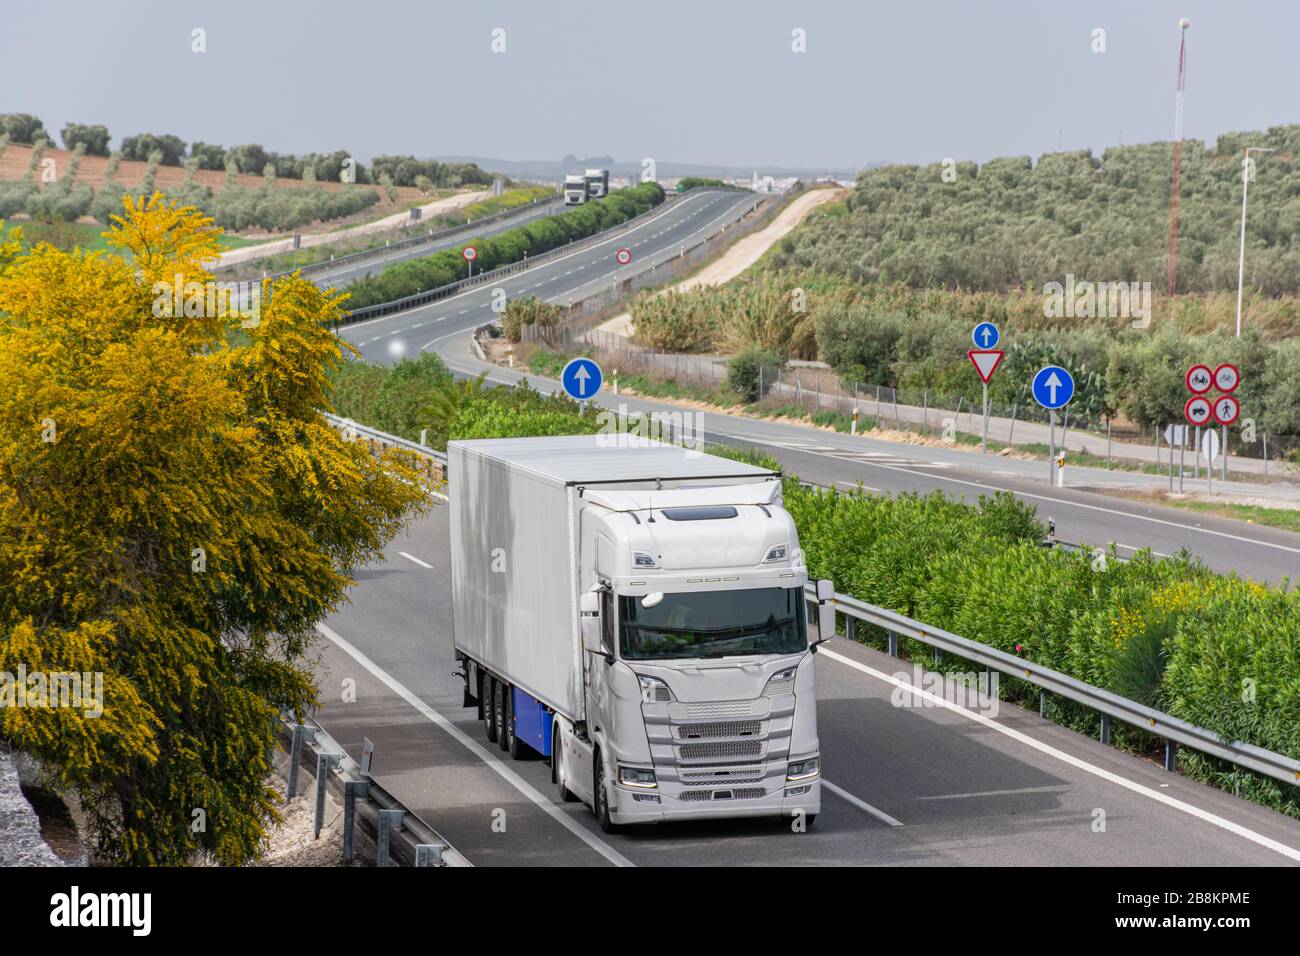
[[968, 349, 1004, 383]]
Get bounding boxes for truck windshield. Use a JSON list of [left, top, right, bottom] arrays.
[[618, 587, 806, 661]]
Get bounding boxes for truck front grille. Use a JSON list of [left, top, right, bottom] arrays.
[[681, 699, 757, 719], [677, 740, 762, 761], [674, 720, 761, 740], [679, 787, 767, 802]]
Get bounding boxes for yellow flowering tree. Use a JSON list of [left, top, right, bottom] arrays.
[[0, 198, 429, 865]]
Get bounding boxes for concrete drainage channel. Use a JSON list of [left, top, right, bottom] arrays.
[[279, 715, 470, 867]]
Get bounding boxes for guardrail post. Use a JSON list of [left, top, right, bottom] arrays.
[[287, 724, 307, 798], [313, 753, 341, 839], [845, 617, 855, 644], [377, 809, 405, 867], [1100, 714, 1111, 745], [342, 780, 369, 863], [1164, 740, 1178, 772], [415, 844, 447, 867], [1039, 692, 1046, 717], [887, 631, 898, 657]]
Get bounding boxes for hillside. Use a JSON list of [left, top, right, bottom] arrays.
[[771, 125, 1300, 296]]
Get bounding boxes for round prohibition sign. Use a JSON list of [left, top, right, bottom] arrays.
[[1212, 362, 1240, 393], [1185, 364, 1212, 394], [1212, 394, 1240, 426], [615, 247, 633, 265], [462, 245, 478, 261], [1184, 395, 1212, 426]]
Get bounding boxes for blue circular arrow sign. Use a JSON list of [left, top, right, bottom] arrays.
[[1031, 365, 1075, 409], [561, 357, 603, 401], [972, 321, 1000, 349]]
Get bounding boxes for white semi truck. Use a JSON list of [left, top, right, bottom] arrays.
[[450, 436, 826, 831], [563, 174, 588, 205], [584, 168, 610, 199]]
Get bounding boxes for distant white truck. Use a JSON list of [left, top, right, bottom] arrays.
[[584, 168, 610, 199], [563, 174, 588, 205], [450, 436, 826, 831]]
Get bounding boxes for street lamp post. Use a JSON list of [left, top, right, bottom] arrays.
[[1235, 146, 1276, 337]]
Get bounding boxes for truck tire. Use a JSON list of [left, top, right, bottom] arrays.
[[594, 750, 619, 834], [494, 681, 508, 753], [553, 727, 576, 802], [502, 685, 519, 756], [483, 676, 498, 743]]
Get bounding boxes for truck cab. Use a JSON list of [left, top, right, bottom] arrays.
[[563, 174, 588, 205], [557, 481, 821, 830]]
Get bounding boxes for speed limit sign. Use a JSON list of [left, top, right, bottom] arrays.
[[615, 247, 632, 265], [1212, 362, 1239, 393], [462, 245, 478, 261], [1184, 395, 1212, 426], [1212, 394, 1240, 426]]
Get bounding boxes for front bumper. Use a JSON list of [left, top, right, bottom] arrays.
[[608, 778, 820, 824]]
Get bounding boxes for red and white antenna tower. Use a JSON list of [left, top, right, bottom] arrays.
[[1166, 18, 1190, 297]]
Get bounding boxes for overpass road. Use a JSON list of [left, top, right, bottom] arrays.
[[309, 506, 1300, 866]]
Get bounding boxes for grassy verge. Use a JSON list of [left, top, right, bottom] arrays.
[[1145, 499, 1300, 533]]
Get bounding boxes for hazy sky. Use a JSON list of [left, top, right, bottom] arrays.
[[3, 0, 1297, 170]]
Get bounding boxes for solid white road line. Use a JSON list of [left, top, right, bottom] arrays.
[[315, 622, 636, 868], [822, 780, 904, 827], [819, 646, 1300, 863], [398, 551, 433, 569]]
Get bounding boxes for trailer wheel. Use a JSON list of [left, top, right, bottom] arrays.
[[553, 727, 576, 802], [594, 750, 619, 834], [483, 676, 498, 743], [494, 681, 508, 753], [503, 686, 523, 758]]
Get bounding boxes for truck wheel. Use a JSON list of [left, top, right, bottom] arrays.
[[553, 727, 576, 802], [594, 750, 619, 834], [494, 681, 508, 752], [503, 686, 522, 757], [483, 676, 498, 743]]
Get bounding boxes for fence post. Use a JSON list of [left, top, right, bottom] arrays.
[[287, 724, 307, 798], [342, 779, 369, 863], [377, 809, 405, 867], [313, 752, 341, 840]]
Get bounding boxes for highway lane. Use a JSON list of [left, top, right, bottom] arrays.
[[426, 330, 1300, 584], [333, 188, 763, 365], [309, 506, 1300, 866], [306, 197, 564, 289]]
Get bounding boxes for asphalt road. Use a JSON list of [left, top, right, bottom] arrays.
[[334, 188, 764, 365], [310, 507, 1300, 867]]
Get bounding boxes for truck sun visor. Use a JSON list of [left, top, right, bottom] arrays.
[[659, 506, 739, 521]]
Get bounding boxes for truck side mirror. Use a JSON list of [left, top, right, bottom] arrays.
[[813, 579, 836, 646], [580, 590, 602, 654]]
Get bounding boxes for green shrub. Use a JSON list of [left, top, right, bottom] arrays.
[[727, 346, 785, 401]]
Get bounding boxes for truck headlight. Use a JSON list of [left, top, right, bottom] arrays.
[[638, 674, 674, 702], [763, 665, 798, 696], [618, 765, 657, 788], [763, 544, 788, 562], [786, 757, 819, 781]]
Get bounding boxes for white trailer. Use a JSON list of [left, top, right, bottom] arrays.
[[450, 436, 825, 831]]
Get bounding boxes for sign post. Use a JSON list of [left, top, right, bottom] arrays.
[[1202, 428, 1220, 496], [1212, 363, 1239, 482], [967, 328, 1003, 455], [1031, 365, 1075, 485]]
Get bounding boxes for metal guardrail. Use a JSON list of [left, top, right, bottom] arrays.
[[282, 713, 470, 867], [214, 193, 561, 281], [804, 584, 1300, 786], [336, 189, 721, 325]]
